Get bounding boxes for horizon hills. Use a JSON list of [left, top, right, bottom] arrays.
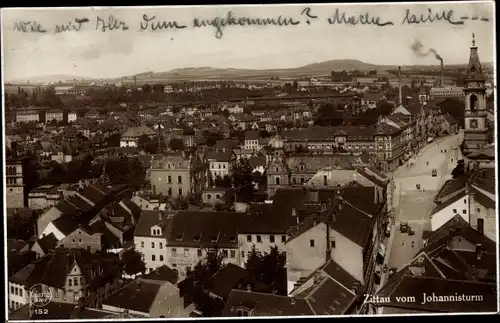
[[7, 58, 490, 85]]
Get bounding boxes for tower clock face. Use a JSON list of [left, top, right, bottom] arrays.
[[470, 119, 478, 129]]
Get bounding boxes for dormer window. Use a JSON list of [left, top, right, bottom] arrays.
[[193, 235, 201, 242], [235, 307, 251, 317], [176, 233, 184, 241], [229, 237, 236, 244]]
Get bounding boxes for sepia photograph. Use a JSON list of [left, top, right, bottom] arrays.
[[2, 1, 497, 320]]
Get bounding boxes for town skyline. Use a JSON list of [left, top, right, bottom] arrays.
[[2, 2, 495, 81]]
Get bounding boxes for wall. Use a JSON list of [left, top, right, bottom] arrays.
[[166, 246, 239, 278], [150, 169, 191, 198], [149, 283, 191, 318], [6, 186, 25, 208], [37, 207, 63, 236], [135, 236, 168, 273], [57, 228, 102, 252], [330, 228, 364, 283], [40, 222, 65, 240], [285, 223, 329, 283], [430, 195, 470, 232], [8, 282, 27, 311], [209, 161, 230, 179], [237, 233, 287, 267], [468, 195, 496, 243]]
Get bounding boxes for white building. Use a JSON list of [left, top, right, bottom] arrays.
[[429, 87, 465, 98], [134, 211, 170, 274]]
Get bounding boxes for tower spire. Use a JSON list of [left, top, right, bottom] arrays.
[[472, 33, 476, 47]]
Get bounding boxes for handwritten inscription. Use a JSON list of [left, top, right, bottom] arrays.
[[402, 9, 463, 25], [193, 11, 300, 39], [13, 20, 46, 33], [327, 9, 393, 26], [140, 14, 187, 31], [11, 7, 487, 36], [95, 15, 129, 32], [55, 18, 90, 33]]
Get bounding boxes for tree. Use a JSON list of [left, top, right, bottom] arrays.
[[142, 83, 152, 94], [231, 158, 256, 203], [171, 196, 189, 210], [245, 246, 287, 295], [120, 248, 146, 276], [168, 138, 184, 151], [214, 175, 231, 188], [138, 134, 151, 150], [7, 210, 39, 240], [179, 251, 225, 317]]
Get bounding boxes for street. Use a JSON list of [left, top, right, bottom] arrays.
[[380, 132, 463, 283]]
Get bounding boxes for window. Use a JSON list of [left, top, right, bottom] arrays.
[[178, 176, 182, 184], [323, 175, 328, 186], [168, 188, 172, 196], [275, 177, 280, 185], [236, 309, 250, 317], [310, 239, 315, 247], [73, 277, 78, 286], [10, 286, 14, 294], [464, 199, 467, 204], [256, 235, 262, 243], [241, 251, 245, 258], [178, 188, 183, 196], [223, 250, 229, 257], [19, 288, 23, 297], [80, 277, 83, 285], [160, 255, 164, 261], [207, 194, 212, 199], [160, 242, 163, 249], [216, 194, 221, 199], [54, 289, 59, 298], [168, 176, 172, 184], [197, 249, 202, 257], [462, 209, 467, 214], [230, 250, 236, 258], [184, 248, 190, 257], [331, 239, 336, 248], [247, 235, 252, 242], [171, 248, 177, 256], [186, 267, 191, 273], [282, 235, 286, 243], [300, 178, 305, 184], [14, 287, 18, 295], [477, 208, 481, 212], [69, 279, 72, 286], [452, 209, 457, 213], [270, 235, 275, 243], [152, 255, 156, 261], [151, 242, 155, 248]]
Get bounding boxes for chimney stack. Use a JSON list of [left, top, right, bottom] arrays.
[[475, 244, 483, 260], [440, 60, 444, 88], [398, 66, 402, 106], [11, 141, 18, 158]]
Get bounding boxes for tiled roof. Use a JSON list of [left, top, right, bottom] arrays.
[[166, 211, 244, 248], [52, 215, 80, 235], [304, 276, 357, 315], [206, 151, 234, 162], [327, 198, 376, 247], [443, 113, 457, 125], [35, 233, 58, 254], [133, 210, 172, 238], [222, 290, 314, 316], [287, 154, 357, 173], [471, 168, 495, 195], [207, 264, 252, 299], [245, 131, 260, 140], [121, 125, 156, 138], [429, 191, 466, 217], [102, 279, 162, 314], [142, 265, 178, 285]]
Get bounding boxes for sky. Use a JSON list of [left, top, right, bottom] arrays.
[[1, 1, 495, 81]]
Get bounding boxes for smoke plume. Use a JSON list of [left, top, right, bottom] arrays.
[[410, 39, 442, 61]]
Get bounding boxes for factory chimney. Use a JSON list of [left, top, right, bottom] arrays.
[[440, 60, 444, 88], [134, 76, 137, 88], [398, 66, 403, 106]]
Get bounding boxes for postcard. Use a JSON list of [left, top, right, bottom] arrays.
[[2, 1, 497, 320]]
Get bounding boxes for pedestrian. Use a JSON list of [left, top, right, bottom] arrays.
[[402, 241, 404, 246]]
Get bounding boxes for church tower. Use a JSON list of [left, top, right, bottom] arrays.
[[463, 34, 489, 156]]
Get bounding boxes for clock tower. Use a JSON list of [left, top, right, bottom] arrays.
[[463, 34, 489, 156]]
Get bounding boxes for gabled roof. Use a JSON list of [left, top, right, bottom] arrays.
[[34, 233, 58, 254], [133, 210, 172, 238], [102, 279, 162, 314], [222, 290, 314, 317], [206, 150, 234, 163], [121, 125, 156, 138]]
